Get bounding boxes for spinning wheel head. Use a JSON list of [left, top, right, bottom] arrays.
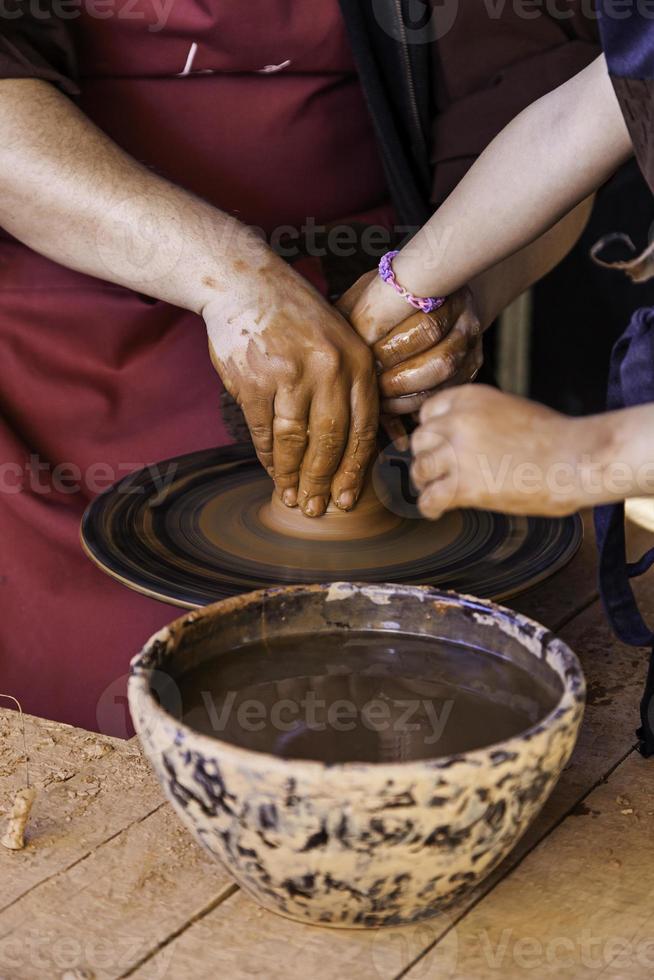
[[81, 444, 583, 608]]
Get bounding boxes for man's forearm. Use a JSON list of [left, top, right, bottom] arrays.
[[0, 81, 381, 512], [0, 79, 272, 315], [470, 195, 594, 329]]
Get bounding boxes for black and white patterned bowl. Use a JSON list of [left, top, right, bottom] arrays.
[[128, 583, 585, 928]]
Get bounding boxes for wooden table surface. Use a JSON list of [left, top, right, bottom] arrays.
[[1, 515, 653, 980]]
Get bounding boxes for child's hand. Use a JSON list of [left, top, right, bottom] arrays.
[[411, 386, 611, 519], [338, 273, 482, 415]]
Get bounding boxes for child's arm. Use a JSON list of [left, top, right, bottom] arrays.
[[360, 55, 632, 323], [342, 196, 594, 415], [411, 387, 654, 519]]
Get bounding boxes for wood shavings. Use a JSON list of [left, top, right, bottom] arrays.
[[1, 786, 36, 850], [78, 782, 101, 798], [81, 738, 113, 761], [0, 693, 35, 849], [44, 768, 77, 786], [0, 693, 30, 785], [61, 969, 95, 980]]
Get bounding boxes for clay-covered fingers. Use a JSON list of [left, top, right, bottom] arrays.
[[331, 368, 380, 511], [271, 386, 311, 507], [381, 414, 410, 452], [382, 342, 483, 416], [338, 270, 409, 346], [297, 376, 351, 518], [382, 390, 433, 417], [241, 394, 275, 477], [445, 340, 483, 389], [372, 292, 467, 371], [336, 270, 376, 321], [379, 315, 480, 406]]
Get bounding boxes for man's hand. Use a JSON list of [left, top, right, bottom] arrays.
[[205, 258, 378, 518], [339, 272, 482, 415], [0, 81, 378, 517], [410, 385, 613, 519]]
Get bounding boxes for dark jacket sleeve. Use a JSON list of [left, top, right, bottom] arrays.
[[0, 8, 79, 95], [430, 2, 600, 204]]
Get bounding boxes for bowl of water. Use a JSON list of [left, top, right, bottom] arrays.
[[128, 582, 585, 928]]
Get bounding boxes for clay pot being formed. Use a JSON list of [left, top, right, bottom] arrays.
[[128, 583, 585, 928]]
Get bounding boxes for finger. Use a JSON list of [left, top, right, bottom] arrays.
[[272, 385, 311, 507], [342, 276, 409, 345], [382, 346, 483, 415], [379, 322, 472, 400], [442, 342, 484, 390], [419, 389, 460, 423], [382, 390, 434, 416], [418, 473, 459, 521], [373, 293, 466, 370], [336, 270, 377, 319], [241, 393, 275, 477], [411, 424, 448, 456], [373, 311, 449, 370], [331, 371, 380, 511], [381, 414, 410, 452], [298, 380, 350, 517], [411, 447, 451, 491]]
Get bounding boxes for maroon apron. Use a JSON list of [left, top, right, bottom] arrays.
[[0, 1, 393, 735]]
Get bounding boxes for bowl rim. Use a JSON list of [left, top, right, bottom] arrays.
[[128, 582, 586, 776]]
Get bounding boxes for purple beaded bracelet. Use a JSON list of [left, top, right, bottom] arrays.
[[378, 250, 446, 314]]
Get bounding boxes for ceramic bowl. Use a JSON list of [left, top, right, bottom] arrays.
[[128, 583, 585, 928]]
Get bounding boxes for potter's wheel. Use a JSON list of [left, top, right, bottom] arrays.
[[81, 443, 582, 608]]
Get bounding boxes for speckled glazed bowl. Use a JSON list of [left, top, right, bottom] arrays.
[[128, 583, 585, 928]]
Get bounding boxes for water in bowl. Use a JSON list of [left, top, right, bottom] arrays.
[[175, 630, 560, 764]]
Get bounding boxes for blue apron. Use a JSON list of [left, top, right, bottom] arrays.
[[595, 3, 654, 757], [594, 308, 654, 757]]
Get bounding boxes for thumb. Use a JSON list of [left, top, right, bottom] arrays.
[[419, 388, 458, 422], [340, 273, 410, 346], [336, 269, 377, 319]]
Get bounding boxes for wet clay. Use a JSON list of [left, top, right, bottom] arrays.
[[176, 631, 559, 763], [259, 475, 402, 541], [82, 445, 584, 606], [195, 467, 463, 581]]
